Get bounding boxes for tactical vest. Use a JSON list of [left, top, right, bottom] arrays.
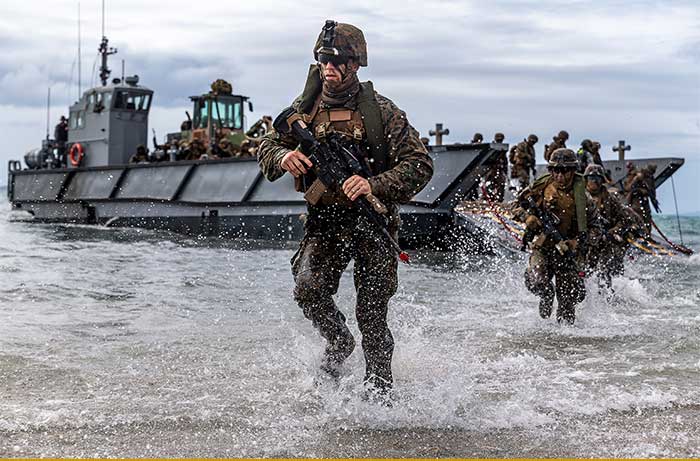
[[531, 173, 588, 233], [296, 65, 388, 174]]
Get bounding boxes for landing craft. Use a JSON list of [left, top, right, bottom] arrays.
[[5, 35, 688, 255]]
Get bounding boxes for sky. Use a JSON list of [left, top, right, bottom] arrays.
[[1, 0, 698, 212]]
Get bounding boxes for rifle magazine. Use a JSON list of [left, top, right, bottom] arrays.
[[303, 179, 327, 205]]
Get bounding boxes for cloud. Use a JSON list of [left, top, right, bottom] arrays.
[[0, 0, 698, 210]]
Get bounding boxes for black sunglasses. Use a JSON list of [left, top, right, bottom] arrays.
[[549, 167, 575, 174], [318, 54, 350, 66]]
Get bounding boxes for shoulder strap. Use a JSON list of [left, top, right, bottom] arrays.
[[573, 174, 587, 233], [531, 173, 551, 190], [298, 65, 322, 114], [356, 81, 387, 173]]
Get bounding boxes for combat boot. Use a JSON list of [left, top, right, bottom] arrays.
[[362, 374, 393, 407], [320, 334, 355, 378], [556, 304, 575, 325]]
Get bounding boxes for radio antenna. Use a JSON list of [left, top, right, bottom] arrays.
[[98, 0, 117, 86], [77, 2, 82, 97], [46, 87, 51, 140]]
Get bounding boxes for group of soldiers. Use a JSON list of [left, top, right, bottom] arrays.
[[517, 150, 646, 324], [470, 132, 659, 325], [478, 129, 609, 199], [129, 138, 258, 164], [253, 20, 668, 403]]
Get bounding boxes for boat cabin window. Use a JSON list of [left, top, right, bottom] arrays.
[[94, 91, 111, 112], [69, 111, 85, 129], [113, 90, 151, 111], [212, 99, 243, 130]]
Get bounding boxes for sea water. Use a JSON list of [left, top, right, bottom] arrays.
[[1, 196, 698, 457]]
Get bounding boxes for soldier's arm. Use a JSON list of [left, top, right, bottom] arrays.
[[610, 197, 637, 237], [508, 146, 517, 165], [367, 94, 434, 204], [585, 193, 604, 243], [257, 100, 303, 181]]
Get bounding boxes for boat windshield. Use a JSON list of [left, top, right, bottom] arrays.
[[193, 97, 243, 130], [113, 90, 151, 111], [211, 98, 243, 130]]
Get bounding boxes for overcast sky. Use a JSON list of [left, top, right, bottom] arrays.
[[1, 0, 698, 212]]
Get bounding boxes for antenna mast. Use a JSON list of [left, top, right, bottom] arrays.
[[46, 87, 51, 140], [77, 2, 82, 97], [98, 0, 117, 86]]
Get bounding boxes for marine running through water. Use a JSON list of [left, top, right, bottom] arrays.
[[257, 20, 433, 403]]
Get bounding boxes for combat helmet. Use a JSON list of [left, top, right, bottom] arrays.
[[548, 148, 578, 169], [583, 164, 606, 179], [557, 130, 570, 141], [314, 20, 368, 66], [527, 134, 539, 144]]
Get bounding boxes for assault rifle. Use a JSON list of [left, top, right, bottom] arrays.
[[597, 215, 644, 243], [273, 106, 409, 263], [519, 195, 583, 266]]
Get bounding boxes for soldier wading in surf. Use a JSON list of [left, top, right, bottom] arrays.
[[518, 149, 601, 325], [257, 20, 433, 401]]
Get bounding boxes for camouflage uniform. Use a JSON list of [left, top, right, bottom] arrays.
[[509, 135, 538, 192], [257, 21, 433, 391], [543, 130, 569, 162], [483, 132, 507, 201], [520, 149, 600, 324], [584, 165, 636, 287], [576, 139, 595, 173], [128, 144, 149, 163], [627, 164, 658, 235]]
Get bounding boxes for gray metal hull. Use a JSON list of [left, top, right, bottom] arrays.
[[7, 143, 500, 248]]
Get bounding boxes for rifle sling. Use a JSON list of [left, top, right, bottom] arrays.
[[573, 175, 587, 233]]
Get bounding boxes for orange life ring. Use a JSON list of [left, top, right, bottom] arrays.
[[69, 143, 84, 167]]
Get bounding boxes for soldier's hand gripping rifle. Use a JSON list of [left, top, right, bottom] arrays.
[[519, 196, 579, 261], [273, 107, 410, 263]]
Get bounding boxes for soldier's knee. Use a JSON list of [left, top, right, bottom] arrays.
[[357, 315, 393, 347], [294, 271, 327, 304], [557, 275, 586, 304], [525, 267, 550, 294]]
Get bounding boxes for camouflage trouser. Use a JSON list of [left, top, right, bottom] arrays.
[[587, 241, 626, 289], [291, 206, 398, 387], [631, 200, 652, 236], [524, 247, 586, 323], [510, 167, 530, 192]]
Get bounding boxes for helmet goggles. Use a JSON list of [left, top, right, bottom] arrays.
[[317, 51, 350, 66]]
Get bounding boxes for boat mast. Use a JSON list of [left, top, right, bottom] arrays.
[[46, 87, 51, 140], [77, 2, 81, 96], [98, 0, 117, 86]]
